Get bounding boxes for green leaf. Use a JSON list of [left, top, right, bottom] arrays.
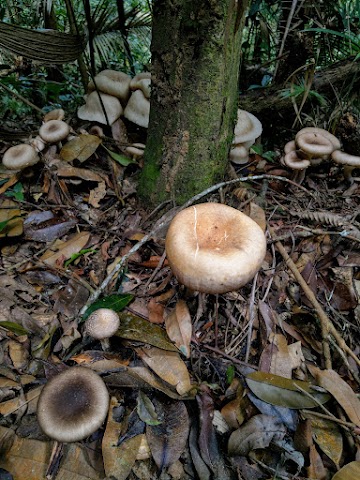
[[0, 321, 28, 336], [64, 248, 97, 267], [246, 371, 331, 409], [82, 293, 134, 320], [115, 312, 178, 352], [226, 365, 235, 385], [102, 145, 136, 166], [5, 182, 24, 201], [137, 391, 162, 425]]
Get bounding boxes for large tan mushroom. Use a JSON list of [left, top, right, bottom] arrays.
[[88, 70, 131, 106], [123, 89, 150, 128], [165, 203, 266, 294], [229, 109, 263, 164], [2, 144, 40, 170], [78, 91, 123, 125]]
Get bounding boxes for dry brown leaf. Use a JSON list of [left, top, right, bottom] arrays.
[[309, 367, 360, 426], [245, 202, 267, 231], [147, 297, 165, 324], [40, 231, 90, 268], [0, 385, 43, 416], [60, 134, 102, 162], [0, 198, 23, 237], [265, 334, 304, 378], [102, 396, 143, 480], [308, 443, 327, 480], [0, 426, 102, 479], [165, 300, 192, 357], [135, 346, 192, 395], [56, 165, 105, 183], [88, 181, 106, 207]]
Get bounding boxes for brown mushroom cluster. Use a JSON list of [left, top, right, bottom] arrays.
[[78, 70, 151, 128], [281, 126, 360, 183], [1, 108, 71, 171]]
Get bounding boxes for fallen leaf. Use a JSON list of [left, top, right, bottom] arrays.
[[88, 181, 106, 207], [0, 198, 23, 237], [228, 414, 286, 456], [311, 416, 343, 468], [137, 391, 161, 425], [332, 461, 360, 480], [136, 346, 192, 395], [40, 231, 90, 268], [245, 201, 267, 231], [60, 134, 102, 162], [309, 367, 360, 427], [165, 300, 192, 357], [246, 371, 331, 409], [146, 398, 190, 470]]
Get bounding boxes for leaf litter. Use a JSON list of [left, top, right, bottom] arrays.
[[0, 113, 359, 480]]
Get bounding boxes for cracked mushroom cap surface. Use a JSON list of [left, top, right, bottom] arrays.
[[37, 366, 109, 443], [165, 203, 267, 294], [78, 91, 123, 125], [2, 144, 40, 170], [84, 308, 120, 340], [88, 70, 131, 105], [233, 109, 263, 146], [39, 120, 70, 143]]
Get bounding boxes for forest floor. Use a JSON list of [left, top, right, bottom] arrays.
[[0, 115, 359, 480]]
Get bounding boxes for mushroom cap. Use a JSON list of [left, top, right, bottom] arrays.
[[84, 308, 120, 340], [233, 109, 263, 146], [295, 127, 341, 151], [123, 90, 150, 128], [165, 203, 267, 294], [331, 150, 360, 166], [37, 366, 109, 443], [39, 120, 71, 143], [88, 70, 131, 105], [43, 109, 65, 122], [2, 144, 40, 170], [283, 149, 311, 170], [125, 145, 145, 158], [130, 77, 151, 99], [229, 144, 249, 164], [78, 91, 123, 126], [296, 132, 334, 158], [284, 140, 296, 154]]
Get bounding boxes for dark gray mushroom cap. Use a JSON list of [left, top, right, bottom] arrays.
[[37, 367, 109, 443]]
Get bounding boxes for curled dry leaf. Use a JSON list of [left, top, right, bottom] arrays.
[[40, 231, 90, 268], [135, 346, 192, 396], [165, 300, 192, 357], [228, 414, 286, 456], [24, 210, 76, 242]]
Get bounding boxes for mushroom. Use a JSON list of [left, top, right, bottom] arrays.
[[165, 203, 266, 294], [78, 91, 123, 126], [125, 143, 145, 162], [230, 109, 263, 164], [295, 127, 341, 153], [331, 150, 360, 183], [43, 108, 65, 122], [2, 144, 40, 170], [130, 74, 151, 99], [123, 89, 150, 128], [39, 120, 71, 144], [37, 366, 109, 443], [88, 70, 131, 106], [83, 308, 120, 350]]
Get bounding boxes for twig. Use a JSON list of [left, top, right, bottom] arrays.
[[245, 272, 258, 363], [79, 174, 311, 316], [270, 228, 360, 369]]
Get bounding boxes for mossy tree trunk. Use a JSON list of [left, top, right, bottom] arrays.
[[139, 0, 247, 206]]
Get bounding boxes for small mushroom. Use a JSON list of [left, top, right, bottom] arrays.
[[123, 89, 150, 128], [230, 109, 263, 164], [125, 143, 145, 162], [39, 120, 71, 144], [295, 131, 334, 165], [83, 308, 120, 350], [130, 73, 151, 99], [165, 203, 266, 294], [78, 91, 123, 126], [88, 70, 131, 106], [37, 366, 109, 443], [43, 108, 65, 122], [331, 150, 360, 183], [295, 127, 341, 152], [2, 144, 40, 170]]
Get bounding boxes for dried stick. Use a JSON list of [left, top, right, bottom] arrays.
[[270, 228, 360, 369]]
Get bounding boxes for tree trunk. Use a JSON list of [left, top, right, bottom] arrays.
[[139, 0, 247, 206]]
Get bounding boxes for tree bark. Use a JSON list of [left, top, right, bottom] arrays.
[[139, 0, 247, 206]]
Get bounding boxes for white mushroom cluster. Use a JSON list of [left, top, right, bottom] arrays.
[[78, 70, 151, 128], [229, 109, 263, 164], [1, 108, 71, 171]]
